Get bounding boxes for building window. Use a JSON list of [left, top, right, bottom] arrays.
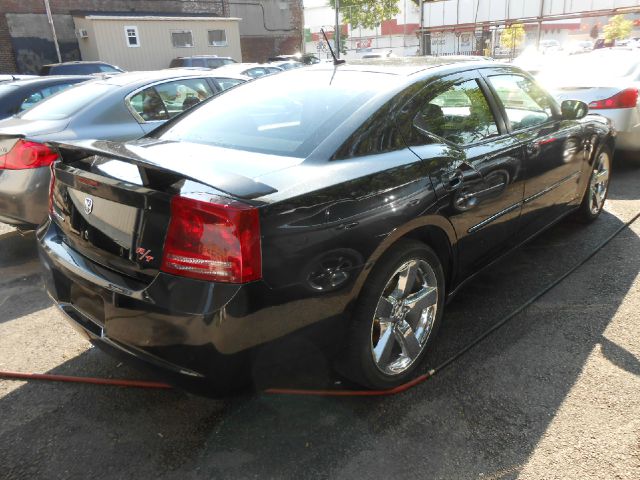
[[208, 29, 227, 46], [124, 26, 140, 48], [171, 30, 194, 48]]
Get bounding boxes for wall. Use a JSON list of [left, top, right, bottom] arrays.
[[0, 1, 228, 73], [229, 0, 303, 61], [75, 17, 242, 70], [423, 0, 640, 28]]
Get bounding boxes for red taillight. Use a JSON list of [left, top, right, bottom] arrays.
[[0, 139, 58, 170], [589, 88, 639, 110], [160, 195, 262, 283]]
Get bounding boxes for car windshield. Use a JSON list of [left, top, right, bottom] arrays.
[[19, 82, 113, 120], [154, 70, 394, 157], [537, 52, 640, 85]]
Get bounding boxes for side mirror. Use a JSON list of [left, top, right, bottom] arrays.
[[561, 99, 589, 120]]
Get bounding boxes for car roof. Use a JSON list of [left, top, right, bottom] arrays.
[[175, 55, 234, 59], [312, 56, 497, 77], [42, 61, 114, 67], [1, 75, 94, 87], [212, 63, 274, 74], [93, 69, 250, 87]]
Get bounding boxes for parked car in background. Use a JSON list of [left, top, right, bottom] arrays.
[[594, 38, 615, 49], [39, 61, 124, 75], [268, 60, 304, 71], [0, 74, 38, 83], [213, 63, 283, 78], [269, 53, 320, 65], [169, 55, 237, 69], [0, 76, 92, 120], [38, 60, 613, 395], [537, 49, 640, 153], [565, 40, 593, 55], [0, 69, 249, 229]]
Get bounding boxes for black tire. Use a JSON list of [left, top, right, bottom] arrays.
[[341, 239, 446, 390], [575, 144, 612, 223]]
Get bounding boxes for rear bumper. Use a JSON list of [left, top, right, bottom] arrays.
[[593, 108, 640, 151], [0, 166, 50, 228], [37, 220, 351, 388]]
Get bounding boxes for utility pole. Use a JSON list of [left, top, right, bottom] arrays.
[[334, 0, 341, 58], [419, 0, 424, 55], [43, 0, 62, 63], [536, 0, 545, 50]]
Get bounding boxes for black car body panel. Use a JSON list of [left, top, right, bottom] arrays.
[[37, 61, 615, 392]]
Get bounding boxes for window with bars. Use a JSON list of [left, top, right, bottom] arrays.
[[208, 29, 227, 47], [171, 30, 194, 48], [124, 26, 139, 47]]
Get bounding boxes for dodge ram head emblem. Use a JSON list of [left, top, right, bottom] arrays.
[[84, 197, 93, 215]]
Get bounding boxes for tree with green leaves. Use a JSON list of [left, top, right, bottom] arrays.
[[603, 15, 633, 41], [500, 24, 525, 51], [328, 0, 400, 30]]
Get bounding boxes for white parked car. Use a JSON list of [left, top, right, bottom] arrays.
[[537, 49, 640, 152]]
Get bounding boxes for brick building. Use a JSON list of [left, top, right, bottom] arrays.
[[0, 0, 303, 73]]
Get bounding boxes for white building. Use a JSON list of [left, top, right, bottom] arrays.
[[303, 0, 421, 59]]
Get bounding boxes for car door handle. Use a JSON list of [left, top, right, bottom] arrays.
[[442, 162, 482, 191]]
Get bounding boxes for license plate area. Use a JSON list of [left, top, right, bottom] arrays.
[[67, 188, 139, 257]]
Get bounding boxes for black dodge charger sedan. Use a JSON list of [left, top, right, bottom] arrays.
[[38, 59, 614, 394]]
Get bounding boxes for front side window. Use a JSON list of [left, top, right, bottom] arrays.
[[488, 74, 555, 131], [124, 26, 139, 47], [171, 30, 194, 48], [208, 29, 227, 46], [128, 79, 214, 122], [412, 79, 499, 145]]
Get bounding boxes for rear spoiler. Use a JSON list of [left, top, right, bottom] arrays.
[[47, 139, 277, 200]]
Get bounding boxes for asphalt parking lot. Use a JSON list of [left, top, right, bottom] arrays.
[[1, 160, 639, 480]]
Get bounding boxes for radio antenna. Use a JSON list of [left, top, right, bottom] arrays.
[[321, 28, 345, 66]]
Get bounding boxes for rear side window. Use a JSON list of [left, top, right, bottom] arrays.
[[488, 74, 555, 130], [128, 78, 214, 121], [20, 82, 113, 120], [411, 79, 499, 145]]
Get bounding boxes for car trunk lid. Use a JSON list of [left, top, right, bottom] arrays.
[[50, 139, 284, 282]]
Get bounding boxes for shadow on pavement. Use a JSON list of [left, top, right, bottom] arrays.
[[1, 170, 639, 478], [0, 230, 50, 324]]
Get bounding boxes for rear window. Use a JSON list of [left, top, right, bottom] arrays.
[[20, 82, 113, 120], [154, 70, 393, 157]]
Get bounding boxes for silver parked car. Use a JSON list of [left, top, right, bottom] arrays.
[[537, 49, 640, 153], [0, 69, 249, 229]]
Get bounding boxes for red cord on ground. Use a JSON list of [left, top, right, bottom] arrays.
[[264, 369, 436, 397], [0, 369, 436, 396], [0, 371, 172, 390]]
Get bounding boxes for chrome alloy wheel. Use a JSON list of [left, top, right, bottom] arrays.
[[589, 150, 610, 215], [370, 259, 438, 376]]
